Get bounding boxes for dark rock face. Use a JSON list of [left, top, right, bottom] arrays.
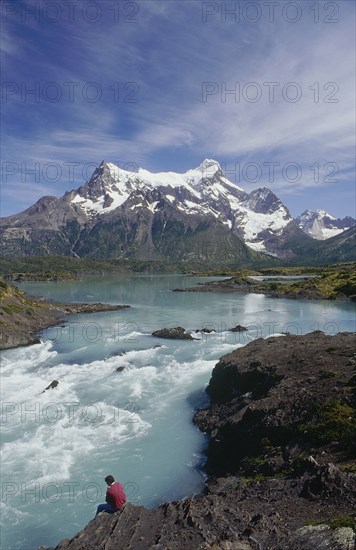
[[196, 332, 355, 477], [241, 187, 289, 216], [151, 327, 194, 340], [300, 463, 356, 503], [40, 332, 356, 550]]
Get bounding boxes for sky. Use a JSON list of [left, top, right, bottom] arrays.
[[1, 0, 355, 218]]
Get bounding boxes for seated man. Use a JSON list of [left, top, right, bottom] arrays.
[[96, 475, 126, 516]]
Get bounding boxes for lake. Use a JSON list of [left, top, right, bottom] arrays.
[[1, 274, 355, 550]]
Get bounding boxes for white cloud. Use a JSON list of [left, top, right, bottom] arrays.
[[1, 0, 355, 215]]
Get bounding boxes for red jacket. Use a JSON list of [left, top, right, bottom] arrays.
[[106, 482, 126, 510]]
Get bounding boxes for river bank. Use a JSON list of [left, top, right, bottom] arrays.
[[0, 279, 129, 350], [41, 331, 356, 550], [173, 266, 356, 302]]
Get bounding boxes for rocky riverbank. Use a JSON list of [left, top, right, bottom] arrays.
[[41, 332, 355, 550], [173, 267, 356, 301], [0, 279, 129, 350], [173, 275, 334, 300]]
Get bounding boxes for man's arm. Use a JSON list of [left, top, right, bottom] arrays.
[[105, 487, 115, 506]]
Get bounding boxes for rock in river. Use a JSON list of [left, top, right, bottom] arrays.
[[41, 380, 59, 393], [151, 327, 194, 340]]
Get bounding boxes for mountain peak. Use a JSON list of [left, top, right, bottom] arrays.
[[195, 159, 222, 177], [316, 208, 335, 219], [297, 209, 355, 240], [242, 187, 290, 217], [96, 160, 120, 174]]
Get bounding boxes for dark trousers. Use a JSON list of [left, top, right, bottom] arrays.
[[96, 502, 116, 515]]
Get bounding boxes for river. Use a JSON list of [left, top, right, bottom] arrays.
[[1, 274, 355, 550]]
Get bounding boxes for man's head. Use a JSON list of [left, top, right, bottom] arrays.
[[105, 475, 115, 486]]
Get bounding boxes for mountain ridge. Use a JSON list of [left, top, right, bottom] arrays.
[[296, 208, 355, 240], [1, 160, 354, 265]]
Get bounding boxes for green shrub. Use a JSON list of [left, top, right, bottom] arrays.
[[300, 400, 355, 447], [268, 282, 279, 291], [239, 456, 269, 477]]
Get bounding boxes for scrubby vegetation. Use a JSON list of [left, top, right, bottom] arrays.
[[238, 397, 356, 480], [187, 263, 356, 301], [305, 515, 356, 532], [0, 256, 130, 280], [298, 400, 355, 448], [249, 264, 356, 300]]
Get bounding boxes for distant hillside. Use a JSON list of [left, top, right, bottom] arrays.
[[289, 226, 356, 265]]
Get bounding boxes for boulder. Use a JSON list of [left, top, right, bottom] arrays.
[[229, 325, 248, 332], [151, 327, 193, 340]]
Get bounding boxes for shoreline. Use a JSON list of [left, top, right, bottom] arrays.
[[173, 273, 356, 301], [0, 279, 130, 351]]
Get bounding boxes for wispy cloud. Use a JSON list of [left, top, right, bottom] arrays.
[[1, 0, 355, 216]]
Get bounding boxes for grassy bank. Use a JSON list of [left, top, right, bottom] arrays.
[[249, 264, 356, 301], [186, 262, 356, 301]]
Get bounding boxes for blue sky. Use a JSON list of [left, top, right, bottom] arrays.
[[1, 0, 355, 218]]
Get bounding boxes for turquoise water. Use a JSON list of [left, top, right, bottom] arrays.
[[1, 275, 355, 550]]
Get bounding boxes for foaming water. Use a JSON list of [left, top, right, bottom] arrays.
[[1, 275, 355, 549]]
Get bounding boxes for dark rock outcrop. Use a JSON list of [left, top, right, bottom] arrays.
[[195, 332, 355, 477], [41, 468, 356, 550], [151, 327, 194, 340], [229, 325, 248, 332], [40, 332, 356, 550], [41, 380, 59, 393]]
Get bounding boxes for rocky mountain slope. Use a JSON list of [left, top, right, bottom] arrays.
[[41, 332, 356, 550], [3, 159, 350, 264]]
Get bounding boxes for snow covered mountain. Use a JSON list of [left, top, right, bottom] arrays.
[[297, 209, 356, 240], [0, 159, 353, 263], [63, 159, 292, 254]]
